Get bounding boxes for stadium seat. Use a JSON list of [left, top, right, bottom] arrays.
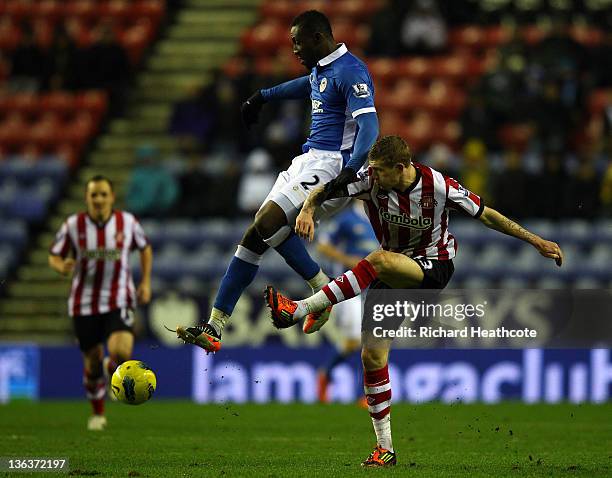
[[7, 189, 47, 222], [63, 0, 98, 23], [259, 1, 295, 23], [242, 21, 287, 55], [6, 93, 38, 116], [398, 57, 432, 81], [376, 79, 423, 114], [535, 277, 566, 288], [40, 92, 77, 117], [332, 22, 368, 49], [498, 277, 529, 289], [521, 25, 546, 45], [0, 17, 22, 50], [557, 220, 592, 247], [32, 1, 65, 23], [368, 58, 399, 87], [569, 26, 604, 47], [0, 155, 68, 184], [0, 220, 27, 249], [448, 26, 485, 50], [75, 91, 108, 122], [593, 220, 612, 243]]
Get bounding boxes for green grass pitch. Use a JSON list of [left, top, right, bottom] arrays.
[[0, 401, 610, 477]]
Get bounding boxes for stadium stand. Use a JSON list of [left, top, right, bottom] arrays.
[[0, 0, 610, 343]]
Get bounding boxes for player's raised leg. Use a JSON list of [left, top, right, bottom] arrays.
[[176, 223, 268, 353], [177, 200, 329, 353], [266, 249, 424, 327], [360, 341, 396, 467]]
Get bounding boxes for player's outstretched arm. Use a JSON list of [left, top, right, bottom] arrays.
[[478, 206, 563, 266], [242, 76, 310, 129]]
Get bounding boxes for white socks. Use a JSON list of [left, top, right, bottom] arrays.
[[208, 308, 229, 335], [307, 269, 329, 293], [295, 291, 332, 318], [372, 414, 393, 452]]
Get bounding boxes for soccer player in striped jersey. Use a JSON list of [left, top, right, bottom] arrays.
[[49, 175, 153, 430], [266, 135, 563, 467]]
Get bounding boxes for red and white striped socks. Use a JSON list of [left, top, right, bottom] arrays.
[[295, 259, 378, 317], [364, 364, 393, 451], [84, 371, 106, 416]]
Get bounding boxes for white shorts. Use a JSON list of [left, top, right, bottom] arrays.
[[261, 148, 352, 224], [331, 296, 362, 341]]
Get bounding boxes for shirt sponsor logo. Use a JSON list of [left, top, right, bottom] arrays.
[[311, 99, 323, 113], [352, 83, 370, 98], [379, 208, 432, 229], [83, 249, 122, 260], [319, 77, 327, 92]]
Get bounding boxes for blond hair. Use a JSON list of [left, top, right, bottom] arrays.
[[368, 135, 412, 167]]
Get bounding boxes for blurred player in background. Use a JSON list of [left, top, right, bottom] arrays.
[[48, 175, 152, 430], [176, 10, 379, 353], [266, 135, 563, 467], [315, 201, 378, 403]]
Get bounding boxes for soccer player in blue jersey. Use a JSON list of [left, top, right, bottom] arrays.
[[175, 10, 379, 353], [315, 201, 378, 403]]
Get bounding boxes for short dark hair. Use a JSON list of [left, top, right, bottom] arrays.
[[368, 135, 412, 167], [87, 174, 114, 192], [291, 10, 333, 37]]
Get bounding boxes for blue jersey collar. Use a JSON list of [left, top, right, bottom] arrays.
[[317, 43, 348, 67]]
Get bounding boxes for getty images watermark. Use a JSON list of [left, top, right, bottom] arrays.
[[362, 289, 612, 349]]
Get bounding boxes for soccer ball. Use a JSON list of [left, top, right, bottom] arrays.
[[111, 360, 157, 405]]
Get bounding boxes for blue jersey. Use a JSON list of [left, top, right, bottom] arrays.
[[306, 44, 376, 153], [319, 205, 379, 277]]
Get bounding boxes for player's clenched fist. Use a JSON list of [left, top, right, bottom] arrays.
[[137, 281, 152, 305], [533, 238, 564, 267], [61, 258, 75, 276], [240, 91, 266, 129]]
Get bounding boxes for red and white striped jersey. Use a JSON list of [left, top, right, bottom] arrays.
[[347, 163, 483, 260], [50, 210, 149, 317]]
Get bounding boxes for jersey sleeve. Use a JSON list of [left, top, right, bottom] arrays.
[[445, 176, 484, 218], [131, 217, 150, 250], [337, 65, 376, 119], [261, 75, 310, 101], [49, 220, 74, 258], [347, 168, 373, 200]]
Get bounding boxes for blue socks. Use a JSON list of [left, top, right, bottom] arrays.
[[275, 232, 320, 281], [213, 233, 320, 317], [213, 253, 260, 315]]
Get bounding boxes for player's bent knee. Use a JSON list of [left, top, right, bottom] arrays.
[[240, 224, 268, 254], [366, 250, 392, 275], [254, 201, 288, 239], [259, 224, 292, 248]]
